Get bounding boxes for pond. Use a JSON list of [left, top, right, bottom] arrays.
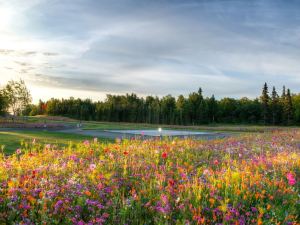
[[106, 129, 215, 137]]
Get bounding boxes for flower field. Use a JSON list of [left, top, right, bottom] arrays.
[[0, 131, 299, 224]]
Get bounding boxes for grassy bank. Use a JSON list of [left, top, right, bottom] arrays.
[[0, 130, 109, 154]]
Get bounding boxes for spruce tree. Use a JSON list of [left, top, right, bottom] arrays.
[[285, 89, 293, 125], [270, 86, 279, 125], [208, 95, 217, 123], [260, 83, 270, 125], [282, 86, 286, 98], [280, 86, 287, 125]]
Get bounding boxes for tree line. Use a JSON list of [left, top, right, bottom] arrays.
[[1, 80, 300, 125]]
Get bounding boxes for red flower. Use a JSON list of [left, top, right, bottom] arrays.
[[168, 179, 175, 186], [162, 152, 167, 159], [123, 151, 129, 155]]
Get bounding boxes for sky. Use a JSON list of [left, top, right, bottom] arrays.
[[0, 0, 300, 103]]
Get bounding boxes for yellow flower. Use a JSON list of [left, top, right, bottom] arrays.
[[219, 198, 229, 212], [232, 172, 240, 182]]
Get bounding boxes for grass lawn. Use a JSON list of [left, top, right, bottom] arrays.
[[0, 130, 110, 155], [20, 116, 299, 133], [81, 121, 292, 133]]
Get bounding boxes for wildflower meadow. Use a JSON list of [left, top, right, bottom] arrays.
[[0, 131, 299, 224]]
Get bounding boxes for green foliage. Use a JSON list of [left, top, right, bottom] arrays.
[[0, 89, 8, 116], [260, 82, 270, 124], [2, 80, 32, 116], [284, 89, 294, 125], [292, 94, 300, 123], [24, 84, 300, 126], [270, 87, 280, 125]]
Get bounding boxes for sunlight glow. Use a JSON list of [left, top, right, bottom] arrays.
[[0, 7, 14, 30]]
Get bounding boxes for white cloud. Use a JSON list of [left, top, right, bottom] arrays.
[[0, 0, 300, 102]]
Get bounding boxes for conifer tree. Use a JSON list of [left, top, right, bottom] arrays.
[[280, 86, 287, 125], [270, 86, 279, 125], [208, 95, 217, 123], [285, 89, 293, 125], [260, 82, 270, 125], [282, 86, 286, 98]]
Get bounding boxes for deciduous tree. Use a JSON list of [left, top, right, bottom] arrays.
[[3, 80, 32, 116]]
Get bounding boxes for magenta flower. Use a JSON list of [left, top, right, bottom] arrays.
[[287, 172, 296, 186]]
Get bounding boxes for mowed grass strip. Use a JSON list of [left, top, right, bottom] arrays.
[[16, 116, 300, 133], [0, 130, 110, 155]]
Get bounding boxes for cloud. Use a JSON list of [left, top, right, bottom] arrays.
[[0, 0, 300, 103], [29, 73, 134, 93]]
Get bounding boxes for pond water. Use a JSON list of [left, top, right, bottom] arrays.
[[105, 129, 214, 137]]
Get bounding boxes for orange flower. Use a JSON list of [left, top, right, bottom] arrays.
[[27, 195, 36, 205], [85, 191, 92, 196], [257, 218, 263, 225], [209, 198, 215, 206]]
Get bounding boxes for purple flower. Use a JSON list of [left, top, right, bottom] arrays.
[[156, 206, 170, 214], [86, 199, 99, 206], [251, 207, 258, 213], [54, 200, 64, 213]]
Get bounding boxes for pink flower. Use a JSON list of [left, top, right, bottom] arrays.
[[287, 172, 296, 186], [102, 213, 109, 218], [16, 149, 21, 155], [83, 140, 90, 146], [89, 164, 96, 171], [203, 169, 210, 176], [161, 194, 168, 205], [214, 159, 219, 165]]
